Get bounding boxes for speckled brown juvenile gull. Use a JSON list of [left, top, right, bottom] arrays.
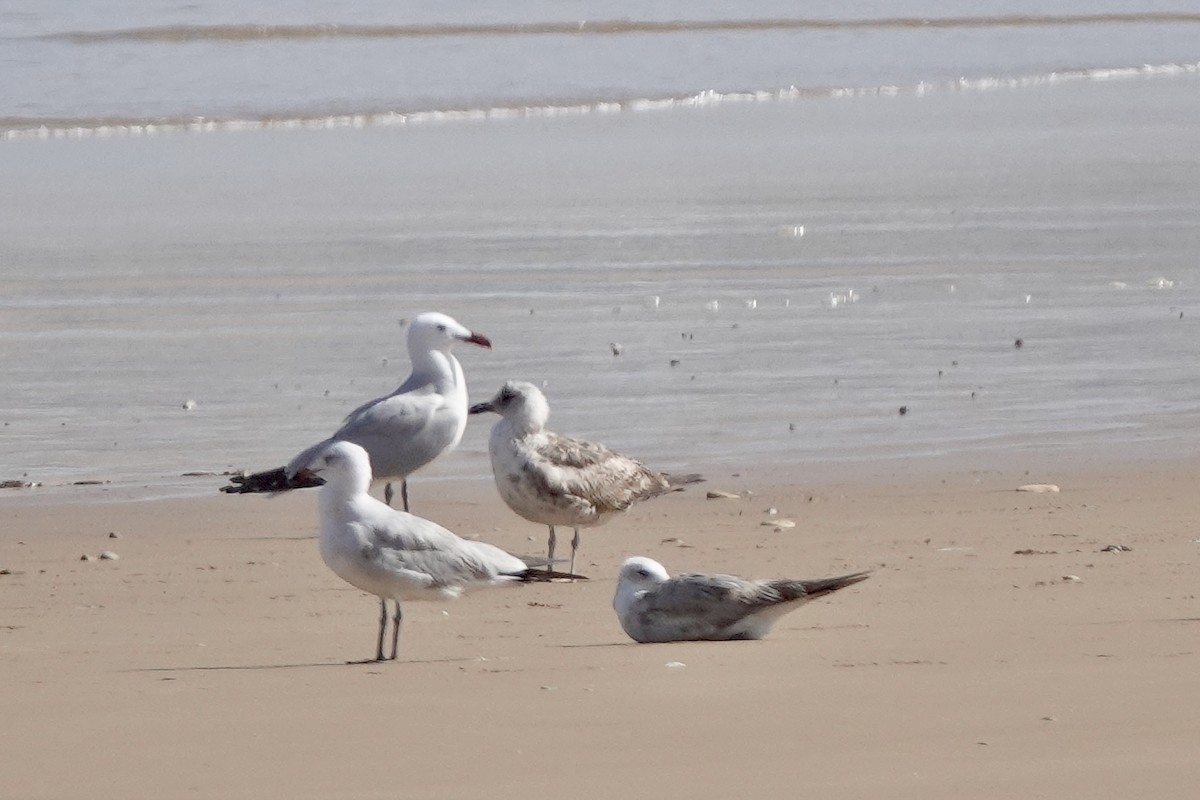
[[303, 441, 585, 662], [469, 381, 703, 573], [613, 556, 869, 643], [221, 312, 491, 510]]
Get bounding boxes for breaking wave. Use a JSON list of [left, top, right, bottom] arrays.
[[3, 61, 1197, 141]]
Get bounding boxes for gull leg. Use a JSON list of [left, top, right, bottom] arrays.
[[389, 602, 403, 661], [384, 482, 394, 507], [570, 528, 581, 576], [400, 479, 410, 513], [546, 525, 557, 564], [374, 597, 388, 662]]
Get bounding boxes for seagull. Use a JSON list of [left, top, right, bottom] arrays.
[[469, 380, 703, 573], [304, 441, 585, 662], [613, 556, 869, 643], [221, 311, 491, 510]]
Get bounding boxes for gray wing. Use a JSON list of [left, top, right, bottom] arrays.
[[289, 386, 461, 480], [364, 515, 523, 589], [631, 573, 784, 642], [531, 432, 672, 514], [341, 371, 426, 421]]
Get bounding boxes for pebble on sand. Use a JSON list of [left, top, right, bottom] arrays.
[[1017, 484, 1060, 493], [181, 399, 197, 411]]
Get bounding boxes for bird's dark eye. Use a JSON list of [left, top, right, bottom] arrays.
[[436, 324, 447, 332], [636, 568, 650, 578]]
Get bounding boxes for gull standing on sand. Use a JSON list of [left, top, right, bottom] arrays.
[[613, 556, 869, 643], [222, 311, 491, 510], [469, 381, 703, 573], [303, 441, 585, 662]]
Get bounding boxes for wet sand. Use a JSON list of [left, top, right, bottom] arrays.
[[2, 461, 1199, 799]]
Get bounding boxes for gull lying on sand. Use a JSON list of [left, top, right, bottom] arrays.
[[305, 441, 585, 662], [613, 556, 869, 643], [222, 311, 491, 510], [469, 380, 703, 573]]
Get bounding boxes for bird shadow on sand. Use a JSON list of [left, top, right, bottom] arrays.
[[127, 655, 486, 672]]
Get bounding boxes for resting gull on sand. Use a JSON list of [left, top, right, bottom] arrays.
[[221, 311, 491, 510], [304, 441, 585, 662], [613, 556, 869, 643], [469, 380, 703, 573]]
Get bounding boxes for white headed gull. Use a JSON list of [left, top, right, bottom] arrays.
[[613, 556, 869, 643], [469, 380, 703, 573], [304, 440, 584, 662], [223, 311, 491, 509]]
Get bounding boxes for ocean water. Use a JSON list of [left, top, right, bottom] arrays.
[[2, 3, 1199, 496], [2, 2, 1198, 135]]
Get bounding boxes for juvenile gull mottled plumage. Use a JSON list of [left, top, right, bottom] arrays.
[[469, 381, 703, 572], [613, 556, 869, 643], [304, 441, 584, 662], [222, 311, 491, 509]]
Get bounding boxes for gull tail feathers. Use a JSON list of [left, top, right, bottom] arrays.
[[219, 466, 325, 494], [656, 472, 705, 494], [774, 571, 871, 602], [520, 567, 589, 582]]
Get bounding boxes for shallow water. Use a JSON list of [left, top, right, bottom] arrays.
[[2, 74, 1198, 495]]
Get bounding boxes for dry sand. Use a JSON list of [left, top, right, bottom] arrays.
[[2, 462, 1198, 799]]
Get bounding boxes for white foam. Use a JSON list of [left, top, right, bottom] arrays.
[[5, 61, 1197, 142]]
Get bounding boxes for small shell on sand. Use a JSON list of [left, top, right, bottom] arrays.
[[762, 519, 796, 529], [99, 551, 119, 560], [1061, 574, 1082, 583], [706, 490, 740, 500], [80, 554, 95, 562], [1017, 484, 1060, 493]]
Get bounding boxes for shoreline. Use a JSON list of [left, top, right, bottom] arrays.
[[3, 424, 1198, 508]]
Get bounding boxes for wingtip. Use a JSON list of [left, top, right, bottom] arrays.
[[522, 568, 589, 582], [666, 472, 705, 489], [217, 465, 324, 494]]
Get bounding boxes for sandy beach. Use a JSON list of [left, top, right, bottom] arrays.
[[2, 459, 1198, 798]]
